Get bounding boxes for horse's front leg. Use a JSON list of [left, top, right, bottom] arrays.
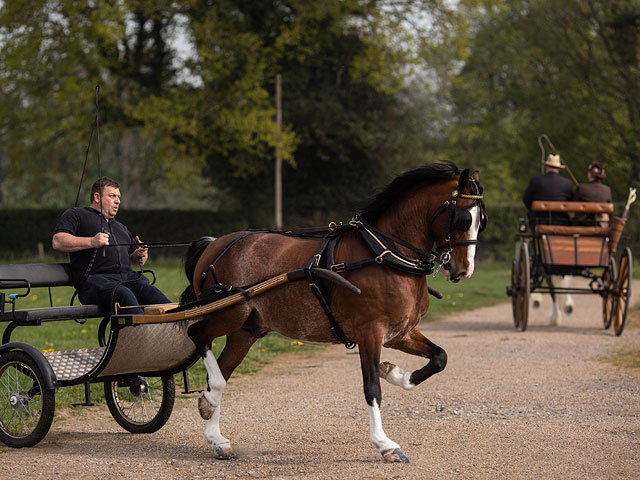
[[359, 337, 410, 463], [379, 326, 447, 390]]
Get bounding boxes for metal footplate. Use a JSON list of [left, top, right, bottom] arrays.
[[43, 347, 106, 382]]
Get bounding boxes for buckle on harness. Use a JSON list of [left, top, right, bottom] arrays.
[[330, 263, 346, 273]]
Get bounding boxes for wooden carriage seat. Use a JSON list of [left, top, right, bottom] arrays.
[[530, 201, 614, 267]]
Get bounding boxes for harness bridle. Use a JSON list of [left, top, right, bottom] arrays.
[[429, 180, 486, 273]]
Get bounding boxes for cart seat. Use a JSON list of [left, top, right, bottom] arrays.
[[531, 200, 614, 214]]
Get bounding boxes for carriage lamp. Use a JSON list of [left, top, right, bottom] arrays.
[[518, 217, 527, 233]]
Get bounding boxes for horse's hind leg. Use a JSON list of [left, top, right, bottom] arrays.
[[380, 326, 447, 390], [358, 336, 409, 463]]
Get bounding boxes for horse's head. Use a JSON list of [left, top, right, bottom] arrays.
[[430, 168, 487, 283]]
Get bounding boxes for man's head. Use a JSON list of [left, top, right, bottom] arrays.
[[543, 154, 564, 173], [90, 177, 120, 220], [587, 161, 606, 182]]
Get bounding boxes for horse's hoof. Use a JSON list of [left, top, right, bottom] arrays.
[[198, 394, 215, 420], [382, 448, 410, 463], [379, 361, 396, 379], [211, 443, 236, 460], [565, 305, 573, 314]]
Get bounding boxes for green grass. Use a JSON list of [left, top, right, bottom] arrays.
[[425, 261, 511, 318], [1, 257, 511, 408]]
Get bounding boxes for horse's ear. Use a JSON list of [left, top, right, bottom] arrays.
[[472, 170, 480, 182], [458, 168, 470, 191]]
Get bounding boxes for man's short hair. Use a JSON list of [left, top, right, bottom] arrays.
[[90, 177, 120, 201]]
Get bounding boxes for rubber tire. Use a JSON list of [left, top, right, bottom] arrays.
[[602, 258, 616, 330], [104, 374, 175, 434], [0, 351, 55, 448], [516, 242, 530, 332], [613, 248, 632, 337], [511, 257, 520, 328]]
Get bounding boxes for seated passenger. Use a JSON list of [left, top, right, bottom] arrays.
[[572, 161, 612, 227], [52, 176, 171, 315], [522, 154, 574, 228]]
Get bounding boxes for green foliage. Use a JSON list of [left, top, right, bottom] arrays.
[[443, 0, 640, 203]]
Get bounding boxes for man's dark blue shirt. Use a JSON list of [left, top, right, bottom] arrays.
[[54, 207, 136, 286]]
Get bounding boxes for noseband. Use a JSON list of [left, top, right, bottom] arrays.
[[430, 182, 486, 273]]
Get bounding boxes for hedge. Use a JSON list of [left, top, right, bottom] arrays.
[[1, 205, 638, 263]]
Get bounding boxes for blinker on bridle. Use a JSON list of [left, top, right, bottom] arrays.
[[430, 182, 487, 276]]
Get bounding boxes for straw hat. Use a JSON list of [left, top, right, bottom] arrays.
[[544, 154, 564, 169]]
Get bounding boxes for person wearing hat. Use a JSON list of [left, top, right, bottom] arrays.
[[572, 161, 612, 226], [522, 154, 574, 227]]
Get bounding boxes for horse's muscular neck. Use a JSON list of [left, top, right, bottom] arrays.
[[373, 180, 455, 258]]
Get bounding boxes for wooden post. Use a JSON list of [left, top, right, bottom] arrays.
[[275, 74, 283, 230]]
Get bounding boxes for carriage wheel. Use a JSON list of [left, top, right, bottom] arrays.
[[513, 242, 530, 331], [104, 374, 175, 434], [602, 258, 617, 330], [511, 257, 520, 328], [0, 351, 55, 448], [612, 248, 632, 336]]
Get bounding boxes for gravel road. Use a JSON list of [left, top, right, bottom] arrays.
[[2, 279, 639, 479]]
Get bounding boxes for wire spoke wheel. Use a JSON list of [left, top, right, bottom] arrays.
[[0, 351, 55, 448], [613, 248, 632, 336], [104, 374, 175, 434], [602, 258, 616, 330]]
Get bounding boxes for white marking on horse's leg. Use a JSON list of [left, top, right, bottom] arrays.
[[379, 362, 415, 390], [201, 349, 234, 459], [368, 399, 406, 462]]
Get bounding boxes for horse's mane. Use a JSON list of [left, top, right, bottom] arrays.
[[357, 162, 460, 222]]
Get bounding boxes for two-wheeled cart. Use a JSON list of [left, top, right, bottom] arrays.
[[507, 200, 632, 334]]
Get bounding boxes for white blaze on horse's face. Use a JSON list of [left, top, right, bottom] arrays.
[[443, 204, 480, 282]]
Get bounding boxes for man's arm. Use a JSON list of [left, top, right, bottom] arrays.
[[52, 231, 110, 252]]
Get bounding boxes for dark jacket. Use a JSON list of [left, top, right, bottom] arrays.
[[522, 171, 573, 226], [572, 181, 612, 225]]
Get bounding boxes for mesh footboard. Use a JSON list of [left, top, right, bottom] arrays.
[[44, 348, 106, 382]]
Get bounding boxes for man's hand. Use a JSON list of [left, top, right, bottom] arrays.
[[132, 235, 149, 266], [90, 232, 110, 248]]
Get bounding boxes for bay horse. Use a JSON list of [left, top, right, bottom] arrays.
[[181, 163, 486, 463]]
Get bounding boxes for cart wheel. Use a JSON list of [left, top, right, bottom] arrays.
[[613, 248, 632, 336], [514, 242, 530, 331], [0, 351, 55, 448], [602, 258, 617, 330], [511, 257, 520, 328], [104, 374, 175, 434]]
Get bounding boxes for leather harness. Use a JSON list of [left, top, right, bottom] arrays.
[[195, 183, 486, 349]]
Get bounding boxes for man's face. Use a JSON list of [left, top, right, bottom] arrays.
[[96, 186, 121, 219]]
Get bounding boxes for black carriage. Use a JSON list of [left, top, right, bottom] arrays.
[[507, 200, 632, 334]]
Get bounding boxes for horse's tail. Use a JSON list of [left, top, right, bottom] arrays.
[[180, 236, 215, 305]]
